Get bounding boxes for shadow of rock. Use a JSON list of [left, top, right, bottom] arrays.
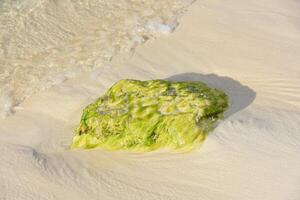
[[166, 73, 256, 117]]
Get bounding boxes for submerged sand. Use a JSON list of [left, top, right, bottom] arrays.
[[1, 0, 300, 199]]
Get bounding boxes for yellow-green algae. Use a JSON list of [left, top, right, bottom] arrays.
[[71, 79, 228, 151]]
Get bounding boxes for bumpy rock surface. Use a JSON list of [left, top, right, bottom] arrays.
[[71, 79, 228, 151]]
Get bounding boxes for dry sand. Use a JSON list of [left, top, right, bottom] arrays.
[[1, 0, 300, 199]]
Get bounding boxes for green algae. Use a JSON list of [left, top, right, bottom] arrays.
[[71, 79, 228, 152]]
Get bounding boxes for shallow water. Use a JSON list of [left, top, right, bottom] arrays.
[[0, 0, 191, 117]]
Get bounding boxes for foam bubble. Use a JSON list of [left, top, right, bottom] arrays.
[[0, 93, 14, 118], [145, 21, 177, 35]]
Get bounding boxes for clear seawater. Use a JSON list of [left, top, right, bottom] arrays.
[[0, 0, 193, 117]]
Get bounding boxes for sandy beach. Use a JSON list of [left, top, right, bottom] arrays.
[[1, 0, 300, 199]]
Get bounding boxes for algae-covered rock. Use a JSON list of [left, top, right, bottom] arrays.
[[71, 79, 228, 151]]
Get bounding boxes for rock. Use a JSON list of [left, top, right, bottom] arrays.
[[71, 79, 228, 151]]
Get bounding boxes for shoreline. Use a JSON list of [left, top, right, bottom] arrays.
[[1, 0, 300, 199]]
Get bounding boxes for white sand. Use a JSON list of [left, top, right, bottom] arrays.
[[1, 0, 300, 199]]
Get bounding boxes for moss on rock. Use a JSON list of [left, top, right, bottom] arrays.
[[71, 79, 228, 151]]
